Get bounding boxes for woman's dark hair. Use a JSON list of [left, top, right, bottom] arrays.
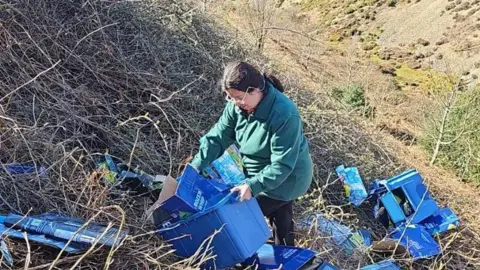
[[221, 61, 284, 93]]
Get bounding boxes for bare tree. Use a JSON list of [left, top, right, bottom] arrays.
[[429, 80, 461, 166], [246, 0, 277, 52]]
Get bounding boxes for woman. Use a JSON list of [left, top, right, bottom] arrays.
[[190, 61, 313, 246]]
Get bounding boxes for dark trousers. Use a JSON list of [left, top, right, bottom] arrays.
[[256, 195, 294, 246]]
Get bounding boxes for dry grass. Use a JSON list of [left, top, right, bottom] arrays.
[[1, 0, 480, 269], [206, 1, 480, 269], [0, 0, 247, 268]]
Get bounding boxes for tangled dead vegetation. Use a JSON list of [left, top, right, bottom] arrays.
[[0, 0, 479, 269]]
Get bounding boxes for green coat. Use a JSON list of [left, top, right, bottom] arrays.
[[191, 81, 313, 201]]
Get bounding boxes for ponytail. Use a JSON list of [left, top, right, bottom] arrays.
[[264, 73, 285, 93]]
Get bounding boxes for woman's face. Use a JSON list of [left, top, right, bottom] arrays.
[[225, 88, 263, 112]]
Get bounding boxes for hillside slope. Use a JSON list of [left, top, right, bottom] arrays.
[[1, 0, 479, 269], [207, 0, 480, 269]]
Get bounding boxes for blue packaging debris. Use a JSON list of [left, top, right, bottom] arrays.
[[243, 244, 316, 270], [151, 161, 270, 269], [336, 165, 368, 207], [360, 260, 401, 270], [0, 237, 13, 267], [96, 154, 164, 201], [421, 207, 460, 236], [365, 169, 460, 260], [379, 192, 409, 226], [317, 261, 340, 270], [155, 164, 232, 225], [359, 229, 372, 246], [369, 169, 440, 227], [0, 212, 128, 248], [391, 225, 441, 260], [204, 144, 245, 187], [157, 191, 270, 269], [2, 163, 47, 177], [0, 223, 87, 254], [298, 215, 370, 255]]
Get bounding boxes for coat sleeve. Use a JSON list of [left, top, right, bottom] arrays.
[[190, 102, 237, 171]]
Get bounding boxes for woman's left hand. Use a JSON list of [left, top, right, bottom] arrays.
[[231, 183, 252, 202]]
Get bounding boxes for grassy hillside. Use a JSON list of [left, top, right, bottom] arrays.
[[1, 0, 480, 269]]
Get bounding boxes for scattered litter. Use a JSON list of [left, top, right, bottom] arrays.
[[151, 164, 233, 226], [2, 163, 47, 177], [298, 214, 370, 255], [0, 212, 128, 253], [421, 207, 460, 236], [243, 244, 316, 270], [335, 165, 368, 207], [363, 169, 460, 260], [316, 261, 340, 269], [359, 229, 372, 246], [368, 169, 440, 227], [0, 237, 13, 266], [360, 260, 401, 270], [0, 224, 87, 254], [391, 225, 441, 260], [96, 153, 164, 201], [371, 239, 407, 255], [203, 144, 245, 186], [155, 163, 270, 269]]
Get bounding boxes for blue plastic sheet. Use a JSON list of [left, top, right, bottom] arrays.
[[336, 165, 368, 207], [317, 261, 340, 269], [3, 163, 47, 177]]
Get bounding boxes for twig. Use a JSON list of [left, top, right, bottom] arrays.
[[0, 61, 61, 103], [23, 232, 31, 270]]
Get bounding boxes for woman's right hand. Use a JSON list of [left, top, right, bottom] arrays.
[[231, 183, 253, 202]]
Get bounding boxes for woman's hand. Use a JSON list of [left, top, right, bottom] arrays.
[[231, 183, 252, 202]]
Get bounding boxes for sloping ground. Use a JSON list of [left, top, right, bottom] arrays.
[[1, 0, 480, 269], [377, 0, 453, 49], [376, 0, 480, 78], [0, 0, 249, 268], [208, 1, 480, 269]]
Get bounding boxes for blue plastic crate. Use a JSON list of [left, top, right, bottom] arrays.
[[158, 193, 271, 269]]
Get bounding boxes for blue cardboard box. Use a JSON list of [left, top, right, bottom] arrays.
[[372, 169, 440, 227], [421, 207, 460, 235], [148, 165, 229, 225], [391, 225, 441, 260]]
